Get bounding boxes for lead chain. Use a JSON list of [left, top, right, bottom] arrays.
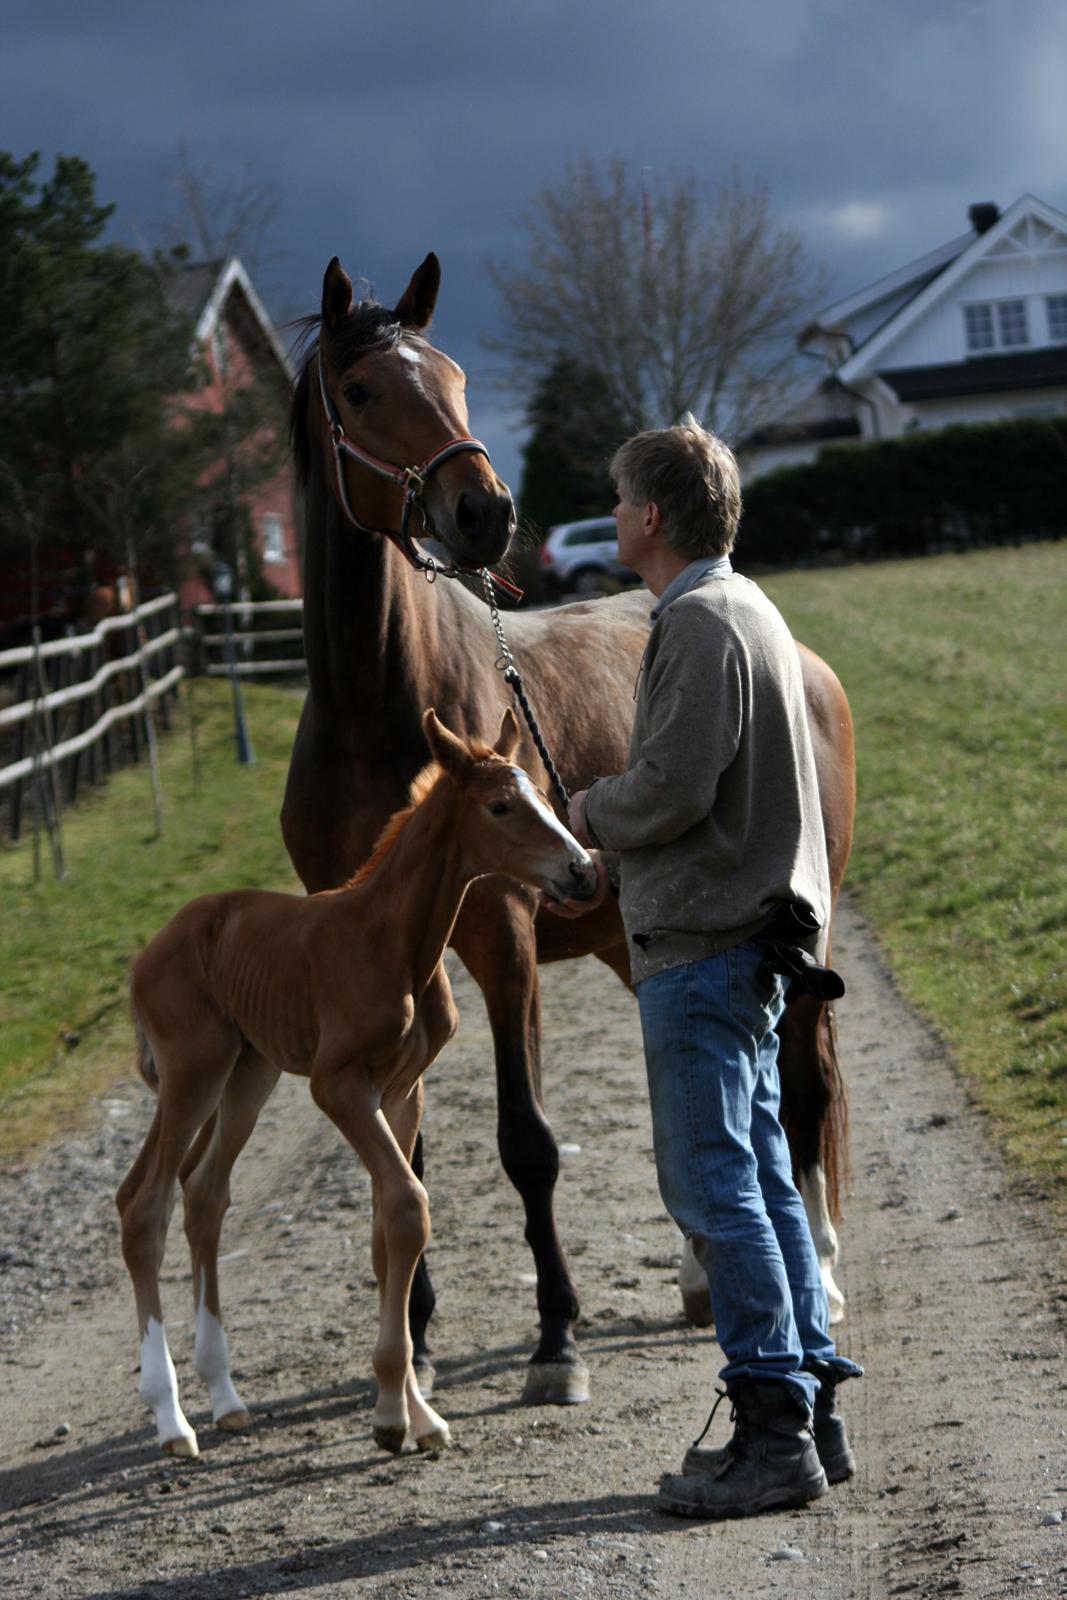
[[480, 569, 570, 812]]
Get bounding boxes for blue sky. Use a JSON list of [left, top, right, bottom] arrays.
[[5, 0, 1066, 490]]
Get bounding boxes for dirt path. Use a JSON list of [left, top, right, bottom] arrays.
[[1, 898, 1065, 1599]]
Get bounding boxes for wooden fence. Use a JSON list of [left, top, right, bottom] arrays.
[[193, 598, 305, 677], [0, 593, 183, 841]]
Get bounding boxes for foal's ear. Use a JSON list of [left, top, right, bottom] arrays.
[[423, 707, 471, 781], [394, 253, 441, 330], [493, 706, 521, 762], [322, 257, 354, 334]]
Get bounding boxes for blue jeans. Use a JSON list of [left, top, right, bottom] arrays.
[[636, 942, 861, 1413]]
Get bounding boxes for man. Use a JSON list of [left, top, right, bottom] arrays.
[[547, 420, 861, 1519]]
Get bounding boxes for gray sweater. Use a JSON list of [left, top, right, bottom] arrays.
[[583, 566, 830, 984]]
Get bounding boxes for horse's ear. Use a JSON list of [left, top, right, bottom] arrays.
[[493, 706, 521, 762], [423, 707, 471, 781], [394, 253, 441, 330], [322, 257, 353, 334]]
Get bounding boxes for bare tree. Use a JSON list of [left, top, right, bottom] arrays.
[[153, 141, 289, 311], [487, 159, 828, 443]]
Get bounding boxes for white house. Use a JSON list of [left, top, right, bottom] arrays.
[[741, 195, 1067, 481]]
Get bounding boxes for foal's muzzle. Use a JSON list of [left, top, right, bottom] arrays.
[[563, 853, 598, 902]]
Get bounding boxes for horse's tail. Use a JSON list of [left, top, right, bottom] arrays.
[[132, 1007, 159, 1093], [819, 999, 849, 1222]]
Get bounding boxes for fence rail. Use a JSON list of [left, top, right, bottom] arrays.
[[194, 599, 305, 678], [0, 593, 183, 837]]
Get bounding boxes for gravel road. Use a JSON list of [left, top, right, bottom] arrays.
[[1, 898, 1065, 1598]]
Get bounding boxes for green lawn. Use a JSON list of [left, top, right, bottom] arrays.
[[0, 680, 303, 1152], [764, 542, 1067, 1186]]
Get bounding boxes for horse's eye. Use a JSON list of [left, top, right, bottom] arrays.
[[489, 801, 511, 817], [343, 383, 370, 408]]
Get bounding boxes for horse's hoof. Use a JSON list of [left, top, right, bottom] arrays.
[[823, 1268, 846, 1325], [161, 1432, 199, 1459], [373, 1424, 408, 1455], [416, 1424, 451, 1452], [522, 1358, 590, 1406], [681, 1284, 714, 1328], [414, 1358, 436, 1399], [216, 1408, 252, 1433]]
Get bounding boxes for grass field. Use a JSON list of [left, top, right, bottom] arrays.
[[0, 680, 303, 1154], [764, 541, 1067, 1187], [2, 545, 1065, 1185]]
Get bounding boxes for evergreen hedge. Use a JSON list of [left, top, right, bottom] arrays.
[[737, 417, 1067, 568]]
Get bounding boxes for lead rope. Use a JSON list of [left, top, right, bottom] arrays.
[[480, 569, 570, 812]]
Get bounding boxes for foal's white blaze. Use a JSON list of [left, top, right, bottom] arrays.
[[512, 770, 589, 860], [800, 1166, 845, 1324], [139, 1317, 198, 1456], [194, 1278, 247, 1425]]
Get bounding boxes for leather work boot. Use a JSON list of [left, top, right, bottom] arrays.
[[658, 1379, 827, 1519], [683, 1362, 858, 1485]]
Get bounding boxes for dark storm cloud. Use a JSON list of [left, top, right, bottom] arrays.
[[4, 0, 1066, 486]]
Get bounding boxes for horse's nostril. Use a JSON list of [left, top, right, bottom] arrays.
[[455, 489, 479, 534], [569, 859, 594, 895], [455, 488, 515, 545]]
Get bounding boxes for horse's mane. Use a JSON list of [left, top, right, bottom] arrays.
[[288, 298, 429, 484], [344, 740, 503, 890]]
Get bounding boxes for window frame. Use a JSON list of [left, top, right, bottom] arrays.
[[1047, 294, 1067, 344]]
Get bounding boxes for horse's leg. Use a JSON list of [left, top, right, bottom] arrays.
[[455, 902, 588, 1406], [180, 1050, 281, 1431], [310, 1061, 433, 1452], [595, 942, 716, 1329], [380, 1080, 450, 1450], [777, 993, 847, 1324], [116, 1023, 238, 1456], [407, 1132, 437, 1396]]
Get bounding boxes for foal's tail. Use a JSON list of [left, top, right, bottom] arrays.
[[132, 1008, 159, 1093]]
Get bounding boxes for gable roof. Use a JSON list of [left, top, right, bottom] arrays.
[[166, 256, 292, 379], [800, 230, 974, 348], [836, 194, 1067, 385]]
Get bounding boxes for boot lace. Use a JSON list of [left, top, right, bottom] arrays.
[[690, 1387, 754, 1474]]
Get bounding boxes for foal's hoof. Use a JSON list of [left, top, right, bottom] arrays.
[[414, 1358, 436, 1400], [680, 1284, 714, 1328], [162, 1432, 199, 1459], [416, 1424, 451, 1452], [373, 1424, 408, 1455], [216, 1408, 252, 1433], [522, 1357, 590, 1406]]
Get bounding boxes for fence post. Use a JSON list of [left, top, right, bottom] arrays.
[[213, 562, 255, 765]]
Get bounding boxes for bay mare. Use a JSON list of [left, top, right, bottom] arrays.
[[281, 253, 856, 1405], [118, 708, 597, 1457]]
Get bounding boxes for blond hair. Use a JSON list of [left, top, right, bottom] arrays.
[[610, 418, 742, 558]]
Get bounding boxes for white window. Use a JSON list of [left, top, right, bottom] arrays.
[[964, 304, 994, 352], [1047, 295, 1067, 343], [996, 299, 1029, 347], [964, 299, 1030, 353], [262, 514, 286, 565]]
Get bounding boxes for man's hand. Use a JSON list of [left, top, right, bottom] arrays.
[[568, 788, 591, 845], [539, 850, 610, 919]]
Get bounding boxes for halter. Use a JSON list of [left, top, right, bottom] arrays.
[[317, 354, 522, 600]]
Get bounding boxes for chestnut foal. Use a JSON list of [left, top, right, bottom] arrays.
[[117, 708, 596, 1459]]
